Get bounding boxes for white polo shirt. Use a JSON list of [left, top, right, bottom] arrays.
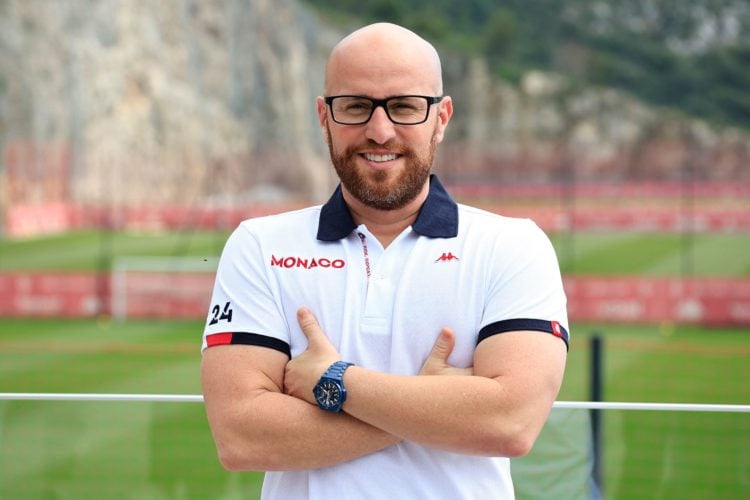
[[202, 175, 569, 499]]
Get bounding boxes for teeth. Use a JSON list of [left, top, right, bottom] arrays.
[[364, 153, 398, 162]]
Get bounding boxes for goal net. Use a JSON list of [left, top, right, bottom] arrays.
[[111, 256, 218, 321]]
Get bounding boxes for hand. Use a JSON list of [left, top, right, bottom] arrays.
[[419, 328, 473, 377], [284, 307, 341, 404]]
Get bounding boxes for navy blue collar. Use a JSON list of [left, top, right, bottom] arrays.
[[317, 174, 459, 241]]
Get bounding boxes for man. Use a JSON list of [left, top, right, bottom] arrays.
[[201, 22, 568, 499]]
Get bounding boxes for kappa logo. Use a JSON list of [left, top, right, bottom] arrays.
[[435, 252, 460, 263]]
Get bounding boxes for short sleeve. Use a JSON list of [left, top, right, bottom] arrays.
[[478, 220, 569, 349], [201, 223, 291, 356]]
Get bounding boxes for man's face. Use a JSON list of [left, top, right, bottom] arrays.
[[317, 30, 453, 211]]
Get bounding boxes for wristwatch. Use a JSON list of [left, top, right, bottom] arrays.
[[312, 360, 354, 413]]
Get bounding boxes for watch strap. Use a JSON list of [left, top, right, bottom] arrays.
[[322, 360, 354, 380]]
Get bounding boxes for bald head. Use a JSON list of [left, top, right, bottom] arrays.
[[324, 23, 444, 96]]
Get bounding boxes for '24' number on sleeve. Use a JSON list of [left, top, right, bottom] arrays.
[[209, 302, 233, 325]]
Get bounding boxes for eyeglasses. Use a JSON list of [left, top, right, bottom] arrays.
[[324, 95, 444, 125]]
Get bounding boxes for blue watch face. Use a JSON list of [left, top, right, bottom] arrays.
[[314, 380, 342, 410]]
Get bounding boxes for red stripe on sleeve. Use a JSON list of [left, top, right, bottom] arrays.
[[206, 332, 233, 347], [551, 321, 562, 338]]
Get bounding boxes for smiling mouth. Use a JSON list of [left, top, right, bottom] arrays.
[[362, 153, 399, 163]]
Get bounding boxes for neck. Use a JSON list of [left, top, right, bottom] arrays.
[[343, 185, 429, 248]]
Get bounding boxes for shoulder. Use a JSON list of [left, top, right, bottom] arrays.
[[234, 205, 322, 240], [218, 205, 323, 260], [457, 204, 549, 242], [455, 204, 559, 271]]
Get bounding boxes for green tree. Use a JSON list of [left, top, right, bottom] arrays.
[[481, 9, 516, 62]]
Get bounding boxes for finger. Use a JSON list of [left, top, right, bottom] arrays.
[[428, 327, 455, 363]]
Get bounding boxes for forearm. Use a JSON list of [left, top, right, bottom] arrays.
[[340, 368, 552, 457], [202, 346, 399, 472], [207, 388, 399, 471]]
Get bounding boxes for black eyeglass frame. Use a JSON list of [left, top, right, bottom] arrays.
[[324, 95, 444, 125]]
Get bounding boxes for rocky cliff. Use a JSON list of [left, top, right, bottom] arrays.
[[1, 0, 748, 210]]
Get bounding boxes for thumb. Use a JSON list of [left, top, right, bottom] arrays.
[[428, 327, 455, 364], [297, 307, 325, 346]]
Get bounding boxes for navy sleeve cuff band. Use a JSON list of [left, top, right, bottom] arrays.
[[478, 318, 569, 351]]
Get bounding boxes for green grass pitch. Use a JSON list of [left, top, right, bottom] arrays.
[[0, 319, 747, 499], [0, 318, 264, 499]]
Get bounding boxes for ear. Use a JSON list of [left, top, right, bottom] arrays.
[[316, 96, 331, 145], [432, 96, 453, 144]]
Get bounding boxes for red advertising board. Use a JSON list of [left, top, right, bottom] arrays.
[[564, 276, 750, 326]]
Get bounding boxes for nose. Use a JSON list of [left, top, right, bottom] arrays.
[[364, 105, 397, 145]]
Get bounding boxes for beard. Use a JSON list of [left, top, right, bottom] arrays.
[[327, 126, 438, 211]]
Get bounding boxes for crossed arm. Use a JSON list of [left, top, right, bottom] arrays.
[[201, 308, 567, 472]]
